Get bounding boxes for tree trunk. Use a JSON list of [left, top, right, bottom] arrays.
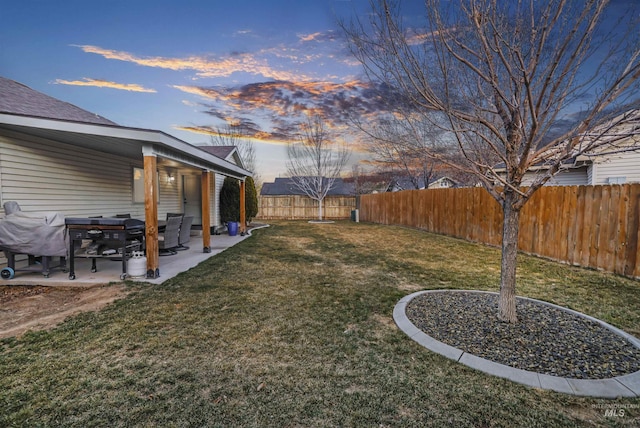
[[318, 198, 324, 221], [498, 192, 521, 323]]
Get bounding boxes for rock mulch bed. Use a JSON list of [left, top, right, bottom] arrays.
[[405, 291, 640, 379]]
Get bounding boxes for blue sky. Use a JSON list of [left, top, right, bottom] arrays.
[[1, 0, 401, 181], [1, 1, 636, 182]]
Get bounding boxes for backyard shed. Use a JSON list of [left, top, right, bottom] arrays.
[[0, 76, 252, 278]]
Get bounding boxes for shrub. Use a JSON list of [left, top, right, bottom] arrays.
[[220, 177, 240, 222], [245, 176, 259, 223]]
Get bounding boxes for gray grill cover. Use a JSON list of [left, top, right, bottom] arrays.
[[0, 211, 68, 257]]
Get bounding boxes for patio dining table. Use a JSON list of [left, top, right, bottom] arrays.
[[65, 217, 145, 280]]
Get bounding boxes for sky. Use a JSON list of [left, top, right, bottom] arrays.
[[1, 1, 636, 183], [0, 0, 415, 182]]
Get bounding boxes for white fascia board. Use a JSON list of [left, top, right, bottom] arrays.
[[0, 113, 252, 179], [0, 113, 157, 141]]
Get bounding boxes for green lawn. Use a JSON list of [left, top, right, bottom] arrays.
[[1, 220, 639, 427]]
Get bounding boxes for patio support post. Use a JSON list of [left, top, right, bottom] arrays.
[[144, 154, 160, 278], [240, 179, 246, 235], [201, 170, 212, 253]]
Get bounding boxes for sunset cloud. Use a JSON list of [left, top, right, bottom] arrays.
[[173, 79, 378, 125], [299, 32, 323, 42], [175, 125, 293, 146], [54, 78, 156, 93], [69, 40, 376, 149], [173, 78, 395, 149], [298, 30, 338, 43], [73, 44, 315, 81], [406, 27, 457, 46]]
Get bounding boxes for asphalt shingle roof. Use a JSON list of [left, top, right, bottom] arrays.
[[0, 76, 117, 126], [261, 177, 354, 196], [199, 145, 236, 159]]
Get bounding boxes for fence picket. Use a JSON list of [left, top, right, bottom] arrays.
[[360, 184, 640, 279]]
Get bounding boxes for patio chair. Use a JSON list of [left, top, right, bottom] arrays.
[[166, 212, 183, 220], [158, 215, 182, 256], [176, 215, 193, 251]]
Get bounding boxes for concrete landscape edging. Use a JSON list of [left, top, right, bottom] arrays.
[[393, 289, 640, 398]]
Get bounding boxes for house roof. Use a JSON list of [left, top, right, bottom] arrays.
[[261, 177, 355, 196], [0, 77, 116, 126], [0, 76, 251, 179], [494, 109, 640, 173], [388, 176, 457, 191], [199, 145, 236, 159]]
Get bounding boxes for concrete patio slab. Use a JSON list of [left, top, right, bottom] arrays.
[[0, 226, 267, 288]]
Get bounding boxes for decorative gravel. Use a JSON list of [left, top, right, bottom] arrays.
[[405, 291, 640, 379]]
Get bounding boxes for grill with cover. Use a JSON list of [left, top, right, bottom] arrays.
[[0, 201, 67, 279]]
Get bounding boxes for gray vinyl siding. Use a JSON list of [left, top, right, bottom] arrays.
[[214, 172, 224, 227], [543, 168, 589, 186], [591, 151, 640, 185], [211, 173, 219, 227], [521, 167, 588, 187], [587, 164, 595, 185], [0, 129, 181, 218], [158, 169, 182, 218]]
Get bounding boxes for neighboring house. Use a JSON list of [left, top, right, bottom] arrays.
[[506, 151, 640, 187], [0, 76, 251, 276], [261, 177, 355, 197], [496, 110, 640, 186], [258, 177, 356, 219], [386, 176, 458, 192], [194, 145, 246, 229]]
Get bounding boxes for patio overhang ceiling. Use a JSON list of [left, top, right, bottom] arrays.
[[0, 113, 251, 180]]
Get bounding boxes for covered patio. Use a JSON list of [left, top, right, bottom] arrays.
[[0, 230, 258, 287], [0, 114, 253, 283]]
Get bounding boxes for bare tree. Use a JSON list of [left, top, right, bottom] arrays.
[[348, 164, 393, 194], [286, 115, 351, 220], [210, 124, 261, 186], [344, 0, 640, 322], [354, 106, 460, 189]]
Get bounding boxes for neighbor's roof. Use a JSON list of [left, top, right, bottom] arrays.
[[388, 175, 457, 191], [261, 177, 355, 196], [494, 109, 640, 172], [0, 77, 116, 126]]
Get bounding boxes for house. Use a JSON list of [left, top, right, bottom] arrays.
[[258, 177, 356, 219], [385, 176, 458, 192], [512, 150, 640, 187], [497, 110, 640, 186], [0, 76, 252, 277], [261, 177, 355, 197]]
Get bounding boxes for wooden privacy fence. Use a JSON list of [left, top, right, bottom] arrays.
[[360, 184, 640, 279], [257, 195, 356, 220]]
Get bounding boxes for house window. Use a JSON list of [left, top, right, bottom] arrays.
[[132, 167, 159, 203], [608, 176, 626, 184]]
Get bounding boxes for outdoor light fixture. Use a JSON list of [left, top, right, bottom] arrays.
[[167, 174, 175, 184]]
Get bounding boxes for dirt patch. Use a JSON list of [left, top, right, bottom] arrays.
[[0, 284, 130, 339]]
